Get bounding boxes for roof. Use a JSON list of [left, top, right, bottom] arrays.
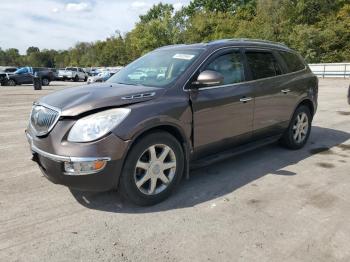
[[156, 38, 291, 52]]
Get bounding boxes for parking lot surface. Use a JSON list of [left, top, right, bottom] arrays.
[[0, 79, 349, 261]]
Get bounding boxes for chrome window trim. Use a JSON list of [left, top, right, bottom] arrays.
[[183, 45, 307, 92], [30, 102, 61, 137]]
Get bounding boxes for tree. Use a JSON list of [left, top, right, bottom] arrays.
[[0, 0, 349, 66], [183, 0, 256, 15], [26, 46, 40, 56], [140, 3, 174, 23]]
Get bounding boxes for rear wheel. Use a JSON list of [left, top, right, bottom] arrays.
[[280, 105, 312, 149], [41, 78, 50, 86], [73, 75, 79, 82], [119, 132, 184, 206]]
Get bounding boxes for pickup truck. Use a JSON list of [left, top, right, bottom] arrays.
[[57, 67, 87, 82], [0, 67, 55, 86]]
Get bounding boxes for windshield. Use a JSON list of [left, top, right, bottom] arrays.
[[107, 48, 203, 87]]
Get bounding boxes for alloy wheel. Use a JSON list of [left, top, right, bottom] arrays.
[[292, 112, 309, 143], [134, 144, 177, 195], [7, 79, 15, 86], [42, 78, 49, 86]]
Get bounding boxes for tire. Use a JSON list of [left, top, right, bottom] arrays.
[[84, 76, 88, 82], [41, 78, 50, 86], [73, 75, 79, 82], [119, 131, 184, 206], [7, 79, 16, 86], [280, 105, 312, 150]]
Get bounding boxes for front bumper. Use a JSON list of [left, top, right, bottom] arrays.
[[25, 129, 130, 192]]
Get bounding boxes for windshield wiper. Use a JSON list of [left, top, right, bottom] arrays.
[[113, 82, 145, 86]]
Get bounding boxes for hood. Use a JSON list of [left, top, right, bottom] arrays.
[[37, 83, 165, 116]]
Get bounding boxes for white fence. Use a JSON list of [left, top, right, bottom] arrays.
[[309, 63, 350, 78]]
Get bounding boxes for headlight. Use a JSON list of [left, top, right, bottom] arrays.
[[68, 108, 131, 142]]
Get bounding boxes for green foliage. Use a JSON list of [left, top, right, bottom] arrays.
[[0, 0, 349, 67]]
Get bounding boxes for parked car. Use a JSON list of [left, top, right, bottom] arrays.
[[87, 71, 114, 84], [128, 70, 148, 80], [0, 66, 17, 73], [87, 68, 100, 76], [25, 39, 318, 206], [1, 67, 55, 86], [57, 67, 87, 81]]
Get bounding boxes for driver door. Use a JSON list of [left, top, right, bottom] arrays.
[[16, 68, 32, 84], [189, 48, 254, 158]]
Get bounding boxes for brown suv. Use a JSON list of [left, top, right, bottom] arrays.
[[25, 39, 318, 206]]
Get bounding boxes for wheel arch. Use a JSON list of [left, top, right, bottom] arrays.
[[42, 77, 50, 84], [116, 123, 191, 188], [286, 97, 315, 130], [297, 98, 315, 117], [127, 123, 191, 153]]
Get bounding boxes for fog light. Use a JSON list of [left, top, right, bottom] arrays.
[[64, 160, 107, 175]]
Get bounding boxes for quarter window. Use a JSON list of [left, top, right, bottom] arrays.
[[245, 51, 282, 80], [203, 51, 244, 85], [279, 51, 305, 72]]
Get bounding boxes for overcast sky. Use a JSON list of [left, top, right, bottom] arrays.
[[0, 0, 189, 54]]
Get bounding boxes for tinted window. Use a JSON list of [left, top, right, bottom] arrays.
[[203, 51, 244, 85], [279, 51, 305, 72], [245, 51, 282, 80], [5, 68, 17, 72]]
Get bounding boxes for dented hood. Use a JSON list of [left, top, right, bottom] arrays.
[[37, 83, 164, 116]]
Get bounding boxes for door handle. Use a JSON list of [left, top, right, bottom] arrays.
[[240, 97, 253, 103], [281, 89, 291, 94]]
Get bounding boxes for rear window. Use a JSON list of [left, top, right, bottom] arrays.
[[279, 51, 305, 72], [245, 51, 283, 80]]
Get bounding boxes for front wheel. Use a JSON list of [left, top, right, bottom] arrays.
[[73, 75, 79, 82], [7, 79, 16, 86], [280, 105, 312, 150], [119, 132, 184, 206]]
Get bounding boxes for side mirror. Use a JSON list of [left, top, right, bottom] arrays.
[[192, 70, 224, 87]]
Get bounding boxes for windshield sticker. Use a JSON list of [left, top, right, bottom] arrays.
[[173, 54, 195, 60]]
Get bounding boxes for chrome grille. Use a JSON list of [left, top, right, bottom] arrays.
[[30, 105, 60, 136]]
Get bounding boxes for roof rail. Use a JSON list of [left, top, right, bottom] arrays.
[[210, 38, 288, 48], [156, 44, 187, 50]]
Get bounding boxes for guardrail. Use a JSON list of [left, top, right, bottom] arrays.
[[309, 63, 350, 78]]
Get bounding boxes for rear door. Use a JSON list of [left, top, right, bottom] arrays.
[[189, 48, 254, 157], [77, 68, 84, 79], [243, 48, 291, 139]]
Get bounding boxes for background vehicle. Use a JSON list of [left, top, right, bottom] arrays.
[[87, 70, 114, 84], [127, 70, 148, 80], [87, 68, 100, 76], [2, 67, 55, 86], [26, 39, 318, 206], [57, 67, 87, 82], [0, 67, 17, 85], [0, 66, 17, 73]]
